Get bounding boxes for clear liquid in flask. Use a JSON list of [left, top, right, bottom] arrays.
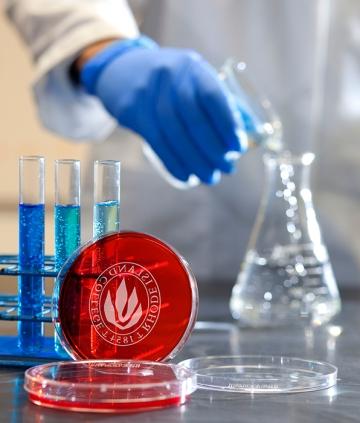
[[231, 245, 341, 327], [230, 152, 341, 327]]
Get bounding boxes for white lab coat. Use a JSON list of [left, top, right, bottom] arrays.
[[5, 0, 360, 284]]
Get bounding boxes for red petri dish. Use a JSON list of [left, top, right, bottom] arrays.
[[54, 232, 198, 361], [25, 360, 196, 413]]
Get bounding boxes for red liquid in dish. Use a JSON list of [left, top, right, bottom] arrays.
[[28, 393, 185, 413], [25, 360, 195, 413], [57, 232, 198, 361]]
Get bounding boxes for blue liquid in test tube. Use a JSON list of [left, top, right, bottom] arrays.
[[93, 160, 120, 238], [55, 205, 81, 269], [54, 159, 81, 355], [18, 156, 45, 352], [54, 160, 81, 270], [93, 200, 120, 237]]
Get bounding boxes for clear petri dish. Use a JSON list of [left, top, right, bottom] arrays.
[[24, 360, 197, 413], [178, 355, 337, 393], [53, 232, 198, 361]]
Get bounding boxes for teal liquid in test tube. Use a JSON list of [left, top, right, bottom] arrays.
[[54, 159, 81, 355], [93, 160, 120, 238], [18, 156, 45, 352]]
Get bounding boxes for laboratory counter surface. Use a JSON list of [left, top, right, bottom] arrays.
[[1, 282, 360, 423]]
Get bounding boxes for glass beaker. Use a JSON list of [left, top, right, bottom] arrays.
[[230, 152, 341, 327], [143, 59, 283, 189], [218, 59, 282, 152]]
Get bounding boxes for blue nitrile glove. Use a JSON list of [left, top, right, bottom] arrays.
[[81, 36, 245, 185]]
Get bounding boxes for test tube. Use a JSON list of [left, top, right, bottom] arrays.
[[54, 159, 81, 270], [18, 156, 45, 352], [93, 160, 120, 238], [54, 159, 81, 355]]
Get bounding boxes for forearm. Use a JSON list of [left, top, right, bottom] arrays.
[[5, 0, 138, 79], [74, 38, 119, 73], [3, 0, 139, 141]]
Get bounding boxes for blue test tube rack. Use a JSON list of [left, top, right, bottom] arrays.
[[0, 255, 65, 366]]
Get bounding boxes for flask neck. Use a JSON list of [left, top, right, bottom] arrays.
[[249, 152, 324, 256], [263, 152, 314, 199]]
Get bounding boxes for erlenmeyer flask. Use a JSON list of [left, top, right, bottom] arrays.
[[143, 59, 282, 189], [230, 152, 341, 327]]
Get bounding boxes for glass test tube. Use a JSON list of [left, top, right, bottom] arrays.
[[54, 159, 81, 355], [18, 156, 45, 352], [93, 160, 120, 238], [54, 159, 81, 270]]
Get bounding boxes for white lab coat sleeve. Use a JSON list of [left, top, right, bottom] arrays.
[[5, 0, 139, 141]]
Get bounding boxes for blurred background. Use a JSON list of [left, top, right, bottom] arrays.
[[1, 0, 360, 288], [0, 12, 90, 255]]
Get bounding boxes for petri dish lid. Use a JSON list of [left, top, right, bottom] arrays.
[[53, 232, 198, 362], [24, 360, 197, 413], [178, 355, 337, 393]]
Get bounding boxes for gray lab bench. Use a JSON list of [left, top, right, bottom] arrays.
[[1, 282, 360, 423]]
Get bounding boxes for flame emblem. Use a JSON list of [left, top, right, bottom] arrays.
[[104, 278, 143, 330]]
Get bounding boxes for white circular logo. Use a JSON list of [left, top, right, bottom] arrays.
[[89, 262, 161, 346]]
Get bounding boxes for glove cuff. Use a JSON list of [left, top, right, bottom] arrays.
[[80, 35, 158, 95]]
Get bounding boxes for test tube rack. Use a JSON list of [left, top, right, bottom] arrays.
[[0, 254, 64, 367]]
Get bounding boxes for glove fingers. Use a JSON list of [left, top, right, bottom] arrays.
[[155, 73, 220, 184], [127, 67, 191, 184], [174, 70, 235, 174], [194, 61, 245, 153]]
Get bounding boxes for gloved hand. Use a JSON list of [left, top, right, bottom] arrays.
[[81, 37, 245, 185]]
